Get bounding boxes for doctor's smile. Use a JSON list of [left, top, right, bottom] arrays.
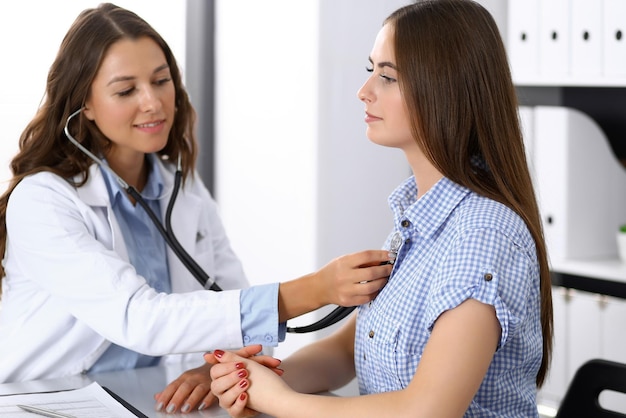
[[134, 119, 167, 133]]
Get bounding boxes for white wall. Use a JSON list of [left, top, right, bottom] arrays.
[[214, 0, 411, 361], [0, 1, 186, 192]]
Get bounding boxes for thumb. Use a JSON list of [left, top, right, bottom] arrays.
[[234, 344, 264, 358], [203, 351, 219, 365], [212, 349, 245, 364]]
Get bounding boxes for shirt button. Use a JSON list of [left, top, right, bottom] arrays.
[[401, 220, 410, 228], [484, 273, 493, 282], [368, 330, 375, 338], [264, 334, 273, 343], [243, 335, 251, 344], [363, 353, 367, 361]]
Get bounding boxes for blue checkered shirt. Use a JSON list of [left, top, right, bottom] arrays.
[[355, 176, 542, 417]]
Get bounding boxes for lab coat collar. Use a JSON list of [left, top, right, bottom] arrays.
[[74, 157, 176, 207], [74, 164, 110, 207], [73, 158, 205, 291]]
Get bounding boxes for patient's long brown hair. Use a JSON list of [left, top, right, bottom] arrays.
[[386, 0, 553, 387]]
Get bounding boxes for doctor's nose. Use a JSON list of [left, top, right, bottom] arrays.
[[139, 87, 163, 113]]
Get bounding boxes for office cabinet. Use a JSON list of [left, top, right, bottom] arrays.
[[539, 288, 626, 411], [504, 0, 626, 411]]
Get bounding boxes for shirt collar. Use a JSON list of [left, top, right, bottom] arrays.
[[100, 154, 165, 204], [388, 176, 471, 239]]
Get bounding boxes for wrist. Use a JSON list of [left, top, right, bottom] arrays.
[[278, 273, 325, 322], [272, 390, 303, 418]]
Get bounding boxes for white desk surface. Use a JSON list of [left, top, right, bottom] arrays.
[[0, 363, 273, 418]]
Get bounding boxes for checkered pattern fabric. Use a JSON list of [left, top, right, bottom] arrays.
[[355, 176, 541, 417]]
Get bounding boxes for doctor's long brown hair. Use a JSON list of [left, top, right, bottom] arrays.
[[386, 0, 553, 386], [0, 3, 198, 291]]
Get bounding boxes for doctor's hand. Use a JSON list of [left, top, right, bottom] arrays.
[[314, 250, 392, 307], [210, 349, 292, 418], [154, 345, 280, 414]]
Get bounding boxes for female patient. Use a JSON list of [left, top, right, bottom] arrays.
[[0, 2, 392, 414], [209, 1, 553, 417]]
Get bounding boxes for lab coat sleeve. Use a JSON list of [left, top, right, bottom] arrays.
[[5, 172, 247, 355]]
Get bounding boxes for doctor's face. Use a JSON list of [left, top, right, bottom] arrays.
[[83, 36, 176, 164], [357, 23, 413, 151]]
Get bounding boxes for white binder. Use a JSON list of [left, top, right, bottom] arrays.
[[571, 0, 604, 77], [539, 0, 571, 78], [518, 106, 536, 183], [533, 106, 626, 261], [603, 0, 626, 78], [507, 0, 540, 82]]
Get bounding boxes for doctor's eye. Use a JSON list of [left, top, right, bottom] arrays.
[[154, 77, 172, 86], [117, 87, 135, 97], [366, 66, 374, 73]]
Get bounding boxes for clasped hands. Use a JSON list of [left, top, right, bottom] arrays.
[[153, 250, 391, 414]]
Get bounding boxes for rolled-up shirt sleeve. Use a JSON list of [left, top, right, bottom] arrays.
[[240, 283, 286, 346]]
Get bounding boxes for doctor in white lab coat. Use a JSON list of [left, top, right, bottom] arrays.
[[0, 160, 249, 383], [0, 3, 392, 414]]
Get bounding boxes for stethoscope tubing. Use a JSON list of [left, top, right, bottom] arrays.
[[64, 108, 351, 332], [64, 108, 220, 290]]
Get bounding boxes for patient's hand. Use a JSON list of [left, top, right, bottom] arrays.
[[210, 349, 290, 417], [154, 345, 279, 414]]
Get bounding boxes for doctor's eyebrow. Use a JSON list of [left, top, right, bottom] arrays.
[[368, 56, 397, 71], [106, 63, 171, 86]]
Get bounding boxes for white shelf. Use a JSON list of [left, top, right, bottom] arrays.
[[551, 257, 626, 283], [514, 76, 626, 88]]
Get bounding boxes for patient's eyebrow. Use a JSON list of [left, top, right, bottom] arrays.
[[369, 56, 397, 70]]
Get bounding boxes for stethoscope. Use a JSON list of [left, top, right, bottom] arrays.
[[64, 108, 374, 333]]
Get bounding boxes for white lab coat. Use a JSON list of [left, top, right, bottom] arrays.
[[0, 160, 251, 383]]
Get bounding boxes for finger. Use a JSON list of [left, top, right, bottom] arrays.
[[161, 380, 195, 413], [353, 264, 392, 286], [197, 391, 218, 412], [211, 365, 248, 397], [209, 360, 246, 382], [154, 381, 181, 412], [335, 278, 389, 307], [215, 377, 250, 411], [358, 276, 389, 294], [230, 392, 259, 418], [351, 249, 393, 267], [213, 349, 246, 364], [233, 344, 263, 358], [204, 351, 219, 365], [249, 354, 282, 369], [177, 382, 212, 413]]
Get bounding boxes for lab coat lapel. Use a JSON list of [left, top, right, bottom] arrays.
[[74, 164, 130, 262]]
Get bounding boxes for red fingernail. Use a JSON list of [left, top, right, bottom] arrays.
[[239, 393, 246, 401], [235, 362, 244, 369], [237, 369, 247, 378], [239, 379, 248, 388], [214, 349, 224, 358]]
